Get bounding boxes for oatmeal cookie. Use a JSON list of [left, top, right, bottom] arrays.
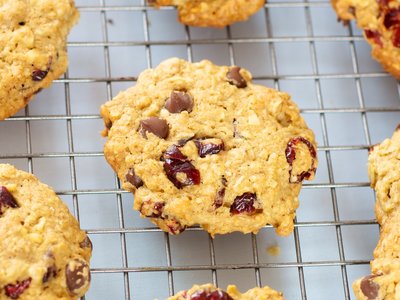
[[168, 283, 284, 300], [0, 164, 92, 299], [100, 58, 317, 237], [0, 0, 79, 120], [353, 126, 400, 299], [148, 0, 265, 28], [332, 0, 400, 79]]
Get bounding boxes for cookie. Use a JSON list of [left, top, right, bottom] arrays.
[[0, 164, 92, 299], [101, 58, 317, 237], [168, 284, 284, 300], [148, 0, 265, 28], [353, 126, 400, 299], [331, 0, 400, 79], [0, 0, 79, 120]]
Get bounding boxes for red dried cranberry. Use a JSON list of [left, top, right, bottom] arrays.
[[140, 201, 165, 218], [194, 139, 225, 158], [230, 193, 259, 215], [364, 30, 383, 47], [214, 177, 227, 208], [384, 9, 400, 28], [5, 278, 32, 299], [166, 219, 186, 234], [162, 145, 200, 189], [392, 26, 400, 47], [285, 137, 317, 184], [0, 186, 19, 215], [190, 289, 233, 300], [32, 69, 49, 81]]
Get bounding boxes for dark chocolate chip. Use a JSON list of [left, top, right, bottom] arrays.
[[165, 91, 194, 113], [0, 186, 19, 216], [227, 66, 247, 88], [360, 275, 380, 300], [65, 259, 91, 295], [194, 138, 225, 158], [125, 168, 144, 188], [79, 236, 93, 250], [139, 117, 169, 139], [4, 278, 32, 299], [42, 264, 58, 283], [18, 21, 25, 26]]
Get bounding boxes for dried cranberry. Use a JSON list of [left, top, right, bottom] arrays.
[[285, 137, 317, 184], [230, 192, 259, 215], [384, 9, 400, 28], [364, 30, 383, 47], [162, 145, 200, 189], [392, 26, 400, 47], [215, 177, 227, 208], [140, 201, 165, 218], [0, 186, 19, 215], [190, 289, 233, 300], [194, 139, 225, 158], [5, 278, 32, 299], [32, 69, 49, 81]]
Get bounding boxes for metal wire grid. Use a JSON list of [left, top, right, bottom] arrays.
[[1, 0, 400, 299]]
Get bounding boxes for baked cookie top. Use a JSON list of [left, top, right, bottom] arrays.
[[368, 126, 400, 224], [169, 284, 284, 300], [0, 0, 79, 120], [0, 164, 91, 300], [148, 0, 265, 27], [353, 126, 400, 300], [331, 0, 400, 79], [101, 58, 317, 237]]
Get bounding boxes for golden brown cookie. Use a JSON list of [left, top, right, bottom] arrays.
[[0, 164, 92, 299], [0, 0, 79, 120], [168, 284, 284, 300], [100, 58, 317, 237], [331, 0, 400, 79], [148, 0, 265, 27], [353, 126, 400, 299]]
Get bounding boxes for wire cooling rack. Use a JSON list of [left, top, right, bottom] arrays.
[[1, 0, 400, 299]]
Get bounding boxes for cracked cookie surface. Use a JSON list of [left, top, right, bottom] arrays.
[[0, 0, 79, 120], [168, 284, 284, 300], [148, 0, 265, 27], [331, 0, 400, 79], [353, 127, 400, 299], [0, 164, 92, 299], [100, 58, 317, 237]]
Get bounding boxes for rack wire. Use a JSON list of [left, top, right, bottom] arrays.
[[1, 0, 400, 299]]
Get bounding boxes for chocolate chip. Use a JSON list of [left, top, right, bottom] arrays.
[[360, 275, 380, 300], [42, 264, 58, 283], [79, 236, 93, 250], [165, 91, 194, 113], [125, 168, 144, 188], [18, 21, 25, 26], [139, 117, 169, 139], [0, 186, 19, 216], [65, 259, 91, 295], [227, 66, 247, 88]]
